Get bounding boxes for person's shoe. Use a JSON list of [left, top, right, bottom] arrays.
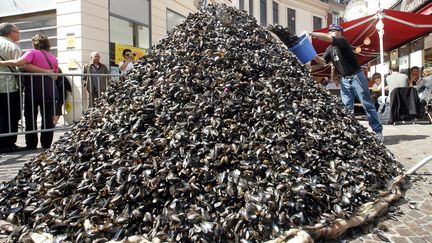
[[25, 145, 37, 150], [376, 132, 385, 143]]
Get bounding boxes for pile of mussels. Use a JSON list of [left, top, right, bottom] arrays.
[[0, 4, 403, 242]]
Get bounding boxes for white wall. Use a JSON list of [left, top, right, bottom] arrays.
[[151, 0, 199, 44], [56, 0, 109, 72], [235, 0, 328, 34]]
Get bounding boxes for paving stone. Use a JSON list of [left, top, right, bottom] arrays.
[[408, 237, 428, 243], [422, 224, 432, 234], [413, 218, 429, 226], [419, 202, 432, 212], [410, 227, 431, 237], [395, 228, 416, 237], [406, 210, 425, 219], [422, 235, 432, 243], [391, 236, 411, 243]]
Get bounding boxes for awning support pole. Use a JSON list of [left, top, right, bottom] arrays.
[[376, 11, 386, 98]]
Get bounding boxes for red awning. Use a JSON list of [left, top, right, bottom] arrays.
[[311, 9, 432, 76]]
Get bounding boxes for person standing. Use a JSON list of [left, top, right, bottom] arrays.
[[310, 24, 384, 143], [0, 34, 59, 149], [0, 23, 22, 152], [82, 52, 109, 108], [118, 49, 134, 75]]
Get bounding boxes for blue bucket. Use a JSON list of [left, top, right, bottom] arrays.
[[288, 34, 317, 64]]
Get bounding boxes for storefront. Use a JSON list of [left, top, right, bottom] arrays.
[[108, 0, 150, 73], [389, 0, 432, 73]]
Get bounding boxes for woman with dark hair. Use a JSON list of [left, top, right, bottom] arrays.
[[0, 33, 59, 149]]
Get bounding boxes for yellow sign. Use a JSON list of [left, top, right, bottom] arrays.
[[66, 33, 75, 49], [67, 58, 78, 70], [114, 43, 146, 65]]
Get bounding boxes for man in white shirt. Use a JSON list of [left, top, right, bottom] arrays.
[[378, 65, 408, 105], [386, 65, 408, 95], [0, 23, 22, 152], [118, 49, 134, 75]]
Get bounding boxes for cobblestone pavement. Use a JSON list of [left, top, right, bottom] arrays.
[[0, 121, 431, 242]]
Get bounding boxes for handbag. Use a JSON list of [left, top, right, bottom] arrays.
[[39, 50, 59, 100]]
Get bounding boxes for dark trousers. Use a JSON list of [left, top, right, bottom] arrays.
[[24, 98, 55, 148], [0, 91, 21, 148]]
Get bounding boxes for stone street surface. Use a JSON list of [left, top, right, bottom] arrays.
[[0, 120, 431, 242]]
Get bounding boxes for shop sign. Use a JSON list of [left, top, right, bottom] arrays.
[[114, 43, 146, 65]]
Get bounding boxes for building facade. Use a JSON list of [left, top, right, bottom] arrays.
[[0, 0, 345, 73], [361, 0, 432, 75]]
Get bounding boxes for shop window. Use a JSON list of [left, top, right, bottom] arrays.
[[110, 16, 149, 48], [110, 0, 149, 26], [109, 16, 150, 67], [167, 9, 185, 33], [110, 17, 134, 46], [249, 0, 254, 16]]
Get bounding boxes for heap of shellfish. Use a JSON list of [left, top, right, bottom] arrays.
[[0, 4, 403, 242]]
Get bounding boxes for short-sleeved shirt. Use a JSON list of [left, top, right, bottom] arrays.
[[22, 49, 59, 100], [0, 36, 21, 93], [22, 49, 59, 72], [386, 72, 408, 95], [323, 36, 361, 77], [118, 61, 134, 75]]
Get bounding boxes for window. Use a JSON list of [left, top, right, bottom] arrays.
[[287, 8, 296, 34], [11, 14, 57, 56], [167, 9, 185, 32], [110, 0, 149, 26], [260, 0, 267, 26], [249, 0, 254, 16], [239, 0, 245, 10], [110, 17, 134, 46], [110, 16, 150, 65], [313, 16, 322, 30], [273, 1, 279, 24], [332, 12, 339, 24], [110, 16, 149, 49]]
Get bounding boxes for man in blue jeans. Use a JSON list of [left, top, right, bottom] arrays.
[[310, 24, 384, 143]]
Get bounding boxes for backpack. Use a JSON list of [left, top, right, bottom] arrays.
[[378, 102, 391, 125]]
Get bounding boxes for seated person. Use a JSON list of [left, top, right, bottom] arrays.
[[416, 67, 432, 115], [370, 72, 382, 108], [378, 65, 408, 105], [371, 72, 382, 92], [408, 66, 421, 87]]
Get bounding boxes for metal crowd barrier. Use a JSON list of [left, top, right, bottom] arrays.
[[0, 71, 121, 138]]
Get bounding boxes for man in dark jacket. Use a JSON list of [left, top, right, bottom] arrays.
[[82, 52, 109, 108]]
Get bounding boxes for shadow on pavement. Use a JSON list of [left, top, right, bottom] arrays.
[[0, 149, 44, 166], [384, 135, 429, 145]]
